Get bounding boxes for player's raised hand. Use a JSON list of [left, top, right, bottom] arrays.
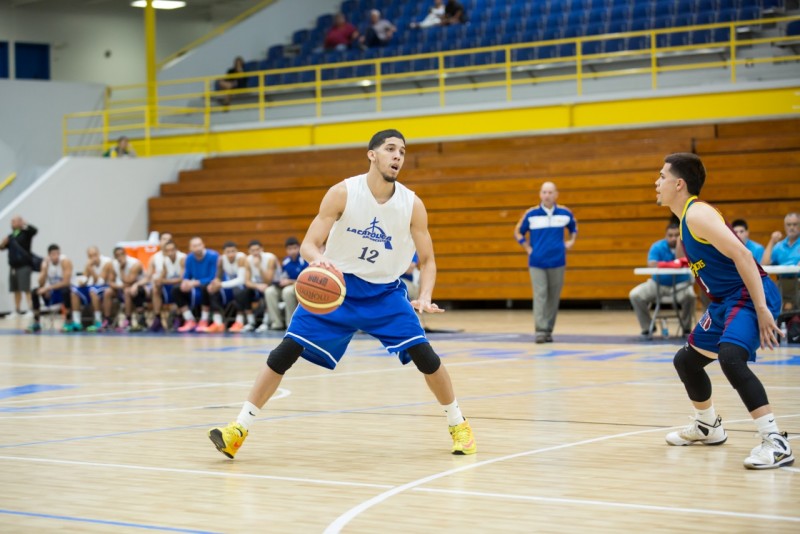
[[411, 299, 445, 314], [311, 257, 338, 272]]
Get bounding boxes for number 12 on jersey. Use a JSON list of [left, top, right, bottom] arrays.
[[358, 247, 379, 264]]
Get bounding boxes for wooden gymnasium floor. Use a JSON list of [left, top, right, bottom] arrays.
[[0, 309, 798, 533]]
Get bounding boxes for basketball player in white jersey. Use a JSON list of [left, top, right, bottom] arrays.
[[26, 244, 74, 333], [145, 232, 174, 283], [67, 246, 113, 332], [234, 239, 279, 333], [209, 129, 477, 459], [150, 240, 186, 332], [102, 247, 143, 331], [203, 241, 247, 333]]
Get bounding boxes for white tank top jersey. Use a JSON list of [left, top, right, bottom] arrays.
[[90, 255, 113, 285], [113, 256, 142, 282], [47, 255, 70, 285], [249, 252, 281, 283], [325, 174, 417, 284], [163, 252, 186, 279], [149, 251, 164, 278], [221, 251, 245, 279]]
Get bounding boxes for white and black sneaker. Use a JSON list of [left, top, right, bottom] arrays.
[[666, 415, 727, 446], [744, 432, 794, 470]]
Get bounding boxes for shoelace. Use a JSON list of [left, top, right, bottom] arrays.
[[452, 425, 470, 442]]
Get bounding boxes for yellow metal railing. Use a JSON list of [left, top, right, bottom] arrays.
[[63, 15, 800, 156]]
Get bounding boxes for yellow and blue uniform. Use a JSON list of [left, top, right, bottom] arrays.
[[681, 197, 780, 360]]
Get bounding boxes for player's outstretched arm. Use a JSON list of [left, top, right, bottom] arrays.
[[301, 182, 347, 269], [686, 203, 780, 349], [410, 196, 444, 314]]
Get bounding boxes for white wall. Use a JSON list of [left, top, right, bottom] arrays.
[[159, 0, 342, 85], [0, 3, 215, 86], [0, 79, 106, 172], [0, 155, 201, 312], [0, 139, 14, 183]]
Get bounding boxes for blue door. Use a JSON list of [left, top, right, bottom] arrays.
[[15, 42, 50, 80]]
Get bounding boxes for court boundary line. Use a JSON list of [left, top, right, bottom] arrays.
[[0, 507, 220, 533], [323, 413, 800, 533]]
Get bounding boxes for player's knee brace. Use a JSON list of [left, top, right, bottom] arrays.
[[673, 344, 713, 402], [408, 343, 441, 375], [266, 338, 304, 375], [717, 342, 769, 412]]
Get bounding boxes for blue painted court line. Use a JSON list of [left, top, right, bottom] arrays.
[[0, 375, 673, 450], [0, 509, 220, 533], [0, 384, 76, 400], [0, 396, 158, 412]]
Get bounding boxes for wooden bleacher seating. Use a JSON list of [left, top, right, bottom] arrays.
[[150, 118, 800, 301]]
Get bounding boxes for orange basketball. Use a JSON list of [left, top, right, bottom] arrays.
[[295, 266, 346, 314]]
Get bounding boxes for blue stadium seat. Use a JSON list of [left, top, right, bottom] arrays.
[[604, 38, 625, 53], [632, 4, 651, 19], [787, 20, 800, 36], [566, 11, 585, 28], [609, 6, 629, 22], [654, 0, 674, 18], [627, 36, 650, 50], [513, 48, 537, 62], [713, 27, 732, 42], [717, 9, 737, 22], [694, 11, 716, 24], [696, 0, 716, 12], [718, 0, 738, 10], [631, 18, 653, 31], [564, 27, 583, 39], [354, 64, 374, 78], [537, 45, 558, 59], [739, 6, 760, 19], [587, 9, 606, 25], [558, 43, 577, 57], [675, 0, 695, 14], [691, 29, 712, 44], [586, 22, 608, 35], [761, 0, 785, 11], [608, 20, 629, 33], [674, 13, 695, 27], [582, 41, 603, 55], [292, 30, 310, 45], [587, 0, 608, 11]]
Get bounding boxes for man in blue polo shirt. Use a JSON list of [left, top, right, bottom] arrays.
[[762, 212, 800, 310], [629, 221, 696, 338], [731, 219, 765, 262], [514, 181, 577, 343]]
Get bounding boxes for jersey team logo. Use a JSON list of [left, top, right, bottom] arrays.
[[699, 311, 712, 331], [346, 217, 394, 250]]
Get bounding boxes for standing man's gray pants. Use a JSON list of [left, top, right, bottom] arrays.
[[529, 266, 565, 335]]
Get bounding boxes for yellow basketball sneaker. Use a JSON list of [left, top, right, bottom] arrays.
[[208, 422, 248, 459], [449, 419, 477, 455]]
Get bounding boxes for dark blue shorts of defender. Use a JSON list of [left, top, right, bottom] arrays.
[[689, 277, 781, 361], [284, 273, 427, 370]]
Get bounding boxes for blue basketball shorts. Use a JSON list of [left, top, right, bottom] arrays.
[[689, 277, 781, 361], [221, 287, 237, 306], [161, 284, 176, 305], [284, 274, 427, 370], [72, 285, 106, 306]]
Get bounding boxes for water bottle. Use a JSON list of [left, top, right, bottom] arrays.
[[661, 319, 669, 338], [780, 322, 788, 348]]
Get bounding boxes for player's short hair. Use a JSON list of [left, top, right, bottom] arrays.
[[47, 244, 60, 253], [163, 240, 176, 248], [113, 246, 125, 255], [285, 236, 300, 247], [664, 153, 706, 196], [666, 221, 680, 231], [222, 241, 237, 250], [368, 129, 405, 150], [248, 239, 262, 248], [731, 219, 748, 230]]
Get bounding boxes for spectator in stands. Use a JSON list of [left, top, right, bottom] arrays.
[[441, 0, 467, 25], [514, 182, 577, 344], [266, 237, 306, 331], [103, 136, 136, 158], [241, 240, 279, 332], [410, 0, 445, 29], [401, 252, 420, 301], [359, 9, 396, 49], [0, 215, 38, 315], [174, 237, 218, 332], [218, 56, 246, 106], [26, 244, 73, 334], [150, 240, 186, 333], [731, 218, 765, 262], [629, 221, 696, 339], [762, 212, 800, 310], [323, 13, 360, 51]]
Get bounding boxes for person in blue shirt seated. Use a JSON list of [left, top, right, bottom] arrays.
[[266, 237, 308, 330], [731, 219, 765, 262], [762, 212, 800, 310], [514, 181, 578, 344], [172, 237, 219, 332], [629, 221, 697, 338]]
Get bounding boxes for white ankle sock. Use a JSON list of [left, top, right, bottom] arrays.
[[72, 311, 81, 324], [695, 406, 717, 425], [213, 313, 223, 324], [236, 401, 260, 430], [235, 314, 244, 324], [443, 399, 465, 426], [200, 310, 209, 321], [754, 413, 779, 437], [247, 314, 255, 325], [182, 310, 194, 321], [94, 311, 102, 322]]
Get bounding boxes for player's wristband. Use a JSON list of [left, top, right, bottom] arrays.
[[517, 237, 526, 245]]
